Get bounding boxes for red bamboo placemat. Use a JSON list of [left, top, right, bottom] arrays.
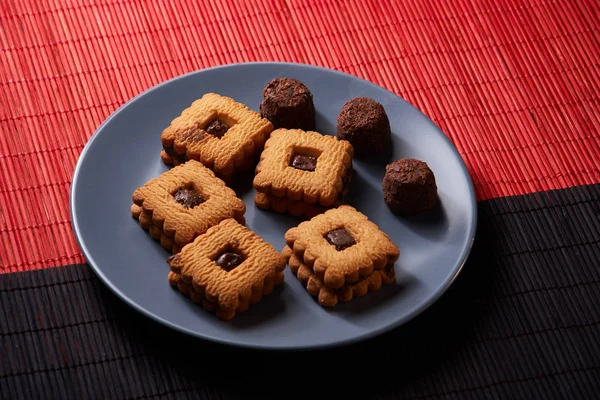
[[1, 0, 599, 273]]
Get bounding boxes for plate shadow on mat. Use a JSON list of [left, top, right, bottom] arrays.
[[92, 203, 493, 396]]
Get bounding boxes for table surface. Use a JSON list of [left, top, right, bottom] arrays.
[[1, 0, 599, 399]]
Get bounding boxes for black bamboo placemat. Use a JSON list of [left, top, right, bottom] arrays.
[[2, 184, 599, 399]]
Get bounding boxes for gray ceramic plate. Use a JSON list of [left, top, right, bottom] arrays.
[[71, 62, 477, 350]]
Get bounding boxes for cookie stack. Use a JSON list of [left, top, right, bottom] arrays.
[[283, 205, 400, 307], [131, 160, 246, 253], [131, 159, 286, 321], [167, 219, 286, 320], [160, 92, 274, 184], [253, 128, 354, 219]]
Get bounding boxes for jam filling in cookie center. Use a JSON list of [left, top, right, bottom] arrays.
[[205, 119, 229, 139], [214, 250, 245, 272], [290, 154, 317, 172], [173, 187, 206, 209], [325, 228, 356, 251]]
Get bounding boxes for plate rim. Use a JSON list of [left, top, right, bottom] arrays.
[[70, 61, 478, 351]]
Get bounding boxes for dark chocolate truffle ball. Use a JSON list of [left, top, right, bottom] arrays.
[[259, 78, 315, 130], [336, 97, 391, 157], [382, 158, 437, 215]]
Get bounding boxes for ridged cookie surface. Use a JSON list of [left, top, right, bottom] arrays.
[[284, 205, 399, 289], [161, 93, 273, 181], [132, 160, 246, 248], [168, 218, 286, 320], [253, 129, 353, 207]]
